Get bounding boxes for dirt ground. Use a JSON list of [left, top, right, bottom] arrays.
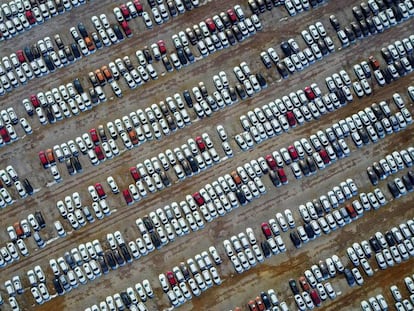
[[1, 0, 414, 310]]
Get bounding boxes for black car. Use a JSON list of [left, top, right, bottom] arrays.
[[304, 223, 315, 239], [329, 14, 340, 31], [232, 25, 243, 42], [53, 278, 64, 295], [407, 171, 414, 184], [113, 25, 124, 41], [162, 56, 173, 72], [381, 47, 393, 64], [183, 90, 193, 107], [143, 48, 153, 64], [24, 46, 35, 62], [290, 232, 302, 248], [351, 22, 362, 38], [269, 170, 281, 187], [35, 211, 45, 228], [72, 156, 82, 172], [120, 292, 132, 307], [248, 0, 259, 14], [260, 240, 271, 258], [358, 20, 370, 37], [177, 48, 188, 65], [160, 171, 171, 187], [120, 244, 132, 263], [299, 159, 310, 176], [113, 249, 126, 266], [181, 160, 193, 176], [225, 29, 236, 46], [344, 268, 355, 286], [66, 159, 75, 175], [384, 231, 396, 246], [276, 62, 289, 78], [105, 251, 118, 270], [235, 83, 247, 100], [372, 162, 385, 180], [77, 22, 88, 38], [43, 55, 56, 72], [64, 252, 76, 269], [261, 291, 272, 309], [312, 199, 324, 217], [98, 256, 109, 274], [402, 175, 413, 192], [367, 167, 379, 185], [150, 231, 162, 249], [235, 189, 247, 205], [70, 43, 81, 59], [280, 41, 292, 57], [358, 128, 370, 144], [229, 87, 238, 102], [289, 279, 299, 295], [369, 236, 381, 253], [352, 6, 364, 21], [256, 73, 267, 88], [365, 18, 377, 34], [23, 178, 34, 195], [307, 157, 317, 174], [142, 216, 154, 233], [388, 181, 400, 198]]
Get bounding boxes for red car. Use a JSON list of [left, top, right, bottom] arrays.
[[95, 182, 107, 199], [94, 145, 105, 161], [39, 151, 49, 168], [287, 145, 298, 161], [261, 222, 272, 238], [369, 55, 380, 70], [133, 0, 143, 14], [130, 167, 140, 181], [0, 127, 11, 143], [30, 95, 41, 108], [166, 271, 177, 286], [345, 204, 357, 219], [120, 20, 132, 37], [265, 154, 277, 170], [89, 128, 100, 145], [123, 189, 133, 205], [286, 111, 296, 127], [16, 50, 26, 63], [46, 149, 55, 165], [192, 192, 205, 206], [120, 4, 131, 20], [247, 300, 258, 311], [299, 276, 310, 292], [255, 297, 265, 311], [319, 149, 330, 164], [227, 8, 238, 23], [25, 10, 36, 25], [195, 136, 206, 152], [304, 86, 315, 100], [277, 168, 288, 184], [157, 40, 167, 55], [205, 18, 216, 33], [310, 289, 321, 306]]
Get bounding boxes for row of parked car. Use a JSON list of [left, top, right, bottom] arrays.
[[0, 107, 33, 146], [283, 0, 327, 16], [386, 275, 414, 311], [290, 265, 339, 310], [162, 250, 222, 307], [0, 165, 25, 205], [372, 36, 414, 87], [0, 0, 89, 41], [241, 287, 290, 311], [85, 278, 153, 311], [334, 0, 414, 48], [367, 146, 414, 186], [54, 188, 112, 233], [124, 132, 221, 204]]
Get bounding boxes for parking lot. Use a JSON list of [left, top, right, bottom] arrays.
[[0, 0, 414, 310]]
